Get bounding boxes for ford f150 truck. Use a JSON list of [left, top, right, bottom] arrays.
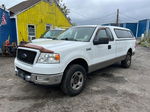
[[15, 25, 136, 96]]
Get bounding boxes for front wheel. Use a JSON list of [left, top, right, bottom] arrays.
[[121, 52, 132, 68], [61, 64, 86, 96]]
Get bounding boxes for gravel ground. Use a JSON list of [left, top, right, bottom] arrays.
[[0, 46, 150, 112]]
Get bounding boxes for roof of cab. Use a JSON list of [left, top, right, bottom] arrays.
[[74, 25, 99, 28], [105, 26, 130, 30], [73, 25, 130, 30]]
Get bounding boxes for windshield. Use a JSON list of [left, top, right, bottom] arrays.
[[43, 30, 64, 38], [57, 27, 96, 42]]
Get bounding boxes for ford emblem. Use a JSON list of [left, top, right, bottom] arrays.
[[21, 53, 27, 59]]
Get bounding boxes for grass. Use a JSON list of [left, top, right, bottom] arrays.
[[139, 37, 150, 48]]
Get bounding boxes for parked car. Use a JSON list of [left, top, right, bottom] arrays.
[[43, 29, 65, 39], [31, 28, 65, 43], [15, 25, 136, 96]]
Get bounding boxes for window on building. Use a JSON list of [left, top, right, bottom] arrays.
[[28, 25, 36, 40], [46, 24, 52, 31], [28, 25, 35, 36]]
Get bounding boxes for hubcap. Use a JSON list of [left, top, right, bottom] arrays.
[[71, 71, 84, 90]]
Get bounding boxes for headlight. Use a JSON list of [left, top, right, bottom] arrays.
[[37, 53, 60, 64]]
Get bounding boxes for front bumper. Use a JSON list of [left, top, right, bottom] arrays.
[[15, 67, 63, 85]]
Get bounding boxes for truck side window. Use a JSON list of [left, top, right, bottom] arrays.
[[106, 28, 114, 41], [94, 29, 107, 41], [114, 29, 134, 38]]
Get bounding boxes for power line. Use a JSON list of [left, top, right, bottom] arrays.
[[120, 15, 139, 23], [72, 11, 116, 22], [120, 14, 139, 21], [70, 10, 116, 24], [70, 9, 142, 25], [86, 12, 115, 21], [70, 9, 88, 18], [121, 13, 140, 21]]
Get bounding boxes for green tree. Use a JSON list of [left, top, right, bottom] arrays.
[[56, 0, 71, 21]]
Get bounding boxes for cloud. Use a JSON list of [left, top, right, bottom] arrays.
[[0, 0, 25, 8], [64, 0, 150, 24], [1, 0, 150, 25]]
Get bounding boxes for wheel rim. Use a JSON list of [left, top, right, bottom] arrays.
[[127, 55, 131, 66], [71, 71, 84, 90]]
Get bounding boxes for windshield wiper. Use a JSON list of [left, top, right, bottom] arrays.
[[60, 38, 78, 41], [61, 38, 69, 40], [51, 37, 58, 40]]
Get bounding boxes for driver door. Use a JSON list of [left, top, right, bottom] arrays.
[[92, 28, 116, 68]]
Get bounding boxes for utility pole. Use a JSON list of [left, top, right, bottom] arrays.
[[116, 9, 119, 26]]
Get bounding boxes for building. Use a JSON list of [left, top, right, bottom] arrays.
[[137, 19, 150, 37], [9, 0, 72, 44], [0, 6, 17, 53], [120, 23, 138, 37], [103, 19, 150, 38]]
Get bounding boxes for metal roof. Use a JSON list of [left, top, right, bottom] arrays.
[[8, 0, 72, 25], [8, 0, 54, 16]]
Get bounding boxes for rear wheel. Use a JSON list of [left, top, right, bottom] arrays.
[[121, 52, 132, 68], [61, 64, 86, 96]]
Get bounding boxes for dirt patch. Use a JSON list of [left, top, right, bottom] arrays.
[[17, 101, 47, 112], [98, 86, 118, 95], [98, 73, 128, 84]]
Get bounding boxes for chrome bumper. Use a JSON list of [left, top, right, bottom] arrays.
[[15, 67, 63, 85]]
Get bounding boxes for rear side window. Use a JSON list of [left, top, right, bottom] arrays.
[[114, 29, 133, 38]]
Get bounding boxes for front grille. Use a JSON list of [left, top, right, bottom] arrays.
[[17, 49, 37, 64]]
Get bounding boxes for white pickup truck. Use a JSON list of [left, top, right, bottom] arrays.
[[15, 25, 136, 96]]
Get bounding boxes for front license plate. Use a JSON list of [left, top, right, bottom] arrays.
[[17, 70, 25, 79]]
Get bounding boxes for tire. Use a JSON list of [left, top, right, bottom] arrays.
[[121, 52, 132, 68], [61, 64, 87, 96]]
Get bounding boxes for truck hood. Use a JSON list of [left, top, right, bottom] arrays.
[[29, 39, 88, 52]]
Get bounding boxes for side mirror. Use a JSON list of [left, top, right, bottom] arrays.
[[93, 38, 109, 45]]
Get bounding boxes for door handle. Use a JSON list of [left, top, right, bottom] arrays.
[[86, 48, 92, 51], [108, 45, 111, 49]]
